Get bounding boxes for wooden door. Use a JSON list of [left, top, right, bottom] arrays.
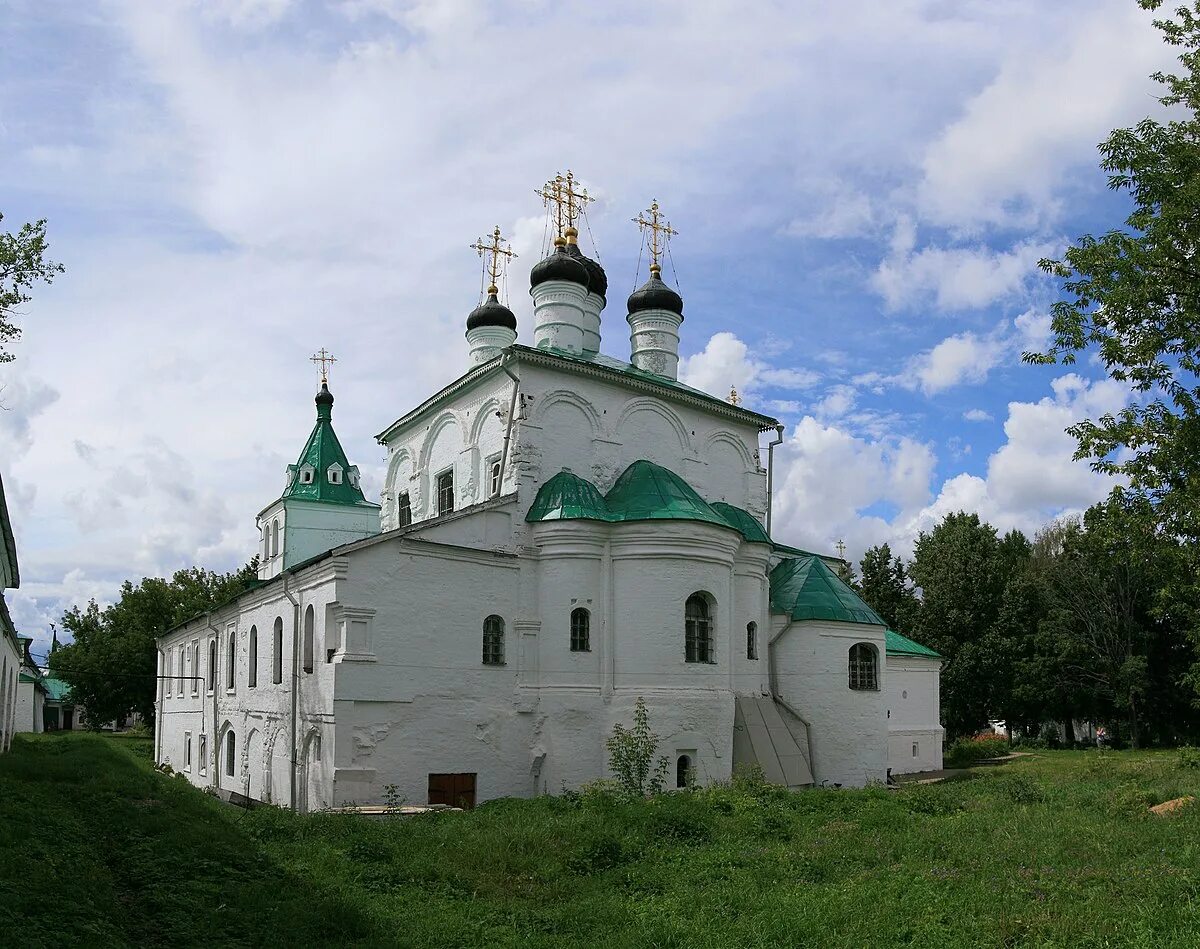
[[428, 772, 476, 809]]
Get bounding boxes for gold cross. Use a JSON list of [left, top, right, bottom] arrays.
[[470, 226, 517, 295], [310, 348, 337, 385], [536, 169, 594, 242], [727, 385, 742, 406], [836, 539, 847, 561], [633, 199, 678, 276]]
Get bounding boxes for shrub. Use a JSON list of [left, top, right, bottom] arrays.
[[945, 733, 1010, 768], [606, 698, 669, 799], [1178, 746, 1200, 770]]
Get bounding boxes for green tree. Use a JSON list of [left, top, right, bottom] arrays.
[[51, 562, 257, 727], [1, 213, 64, 362], [857, 543, 918, 632], [606, 697, 669, 797]]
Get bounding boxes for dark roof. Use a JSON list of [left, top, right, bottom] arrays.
[[627, 274, 683, 317], [565, 242, 607, 298], [530, 245, 589, 291], [466, 293, 517, 331]]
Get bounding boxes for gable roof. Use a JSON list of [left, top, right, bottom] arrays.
[[885, 629, 941, 659], [769, 556, 886, 626]]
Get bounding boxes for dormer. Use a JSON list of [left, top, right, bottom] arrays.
[[257, 380, 381, 580]]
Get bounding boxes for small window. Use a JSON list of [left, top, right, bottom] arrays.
[[436, 469, 455, 516], [482, 615, 505, 665], [570, 607, 590, 652], [300, 467, 314, 485], [746, 622, 758, 660], [207, 640, 217, 693], [177, 648, 184, 696], [912, 741, 920, 758], [397, 492, 412, 528], [848, 642, 879, 691], [488, 458, 502, 498], [199, 735, 208, 775], [225, 731, 236, 778], [348, 469, 360, 489], [271, 519, 280, 558], [328, 465, 342, 484], [676, 754, 692, 789], [184, 732, 192, 771], [273, 617, 284, 684], [303, 605, 315, 674], [685, 593, 713, 663], [249, 625, 258, 688], [191, 643, 199, 695], [226, 632, 236, 690]]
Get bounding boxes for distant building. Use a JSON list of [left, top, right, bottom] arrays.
[[154, 186, 943, 808], [884, 630, 944, 774], [14, 636, 47, 733]]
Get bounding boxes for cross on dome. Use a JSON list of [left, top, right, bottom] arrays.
[[536, 169, 594, 244], [633, 199, 677, 277], [310, 348, 337, 385], [470, 226, 517, 296]]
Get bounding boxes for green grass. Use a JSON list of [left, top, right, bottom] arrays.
[[4, 735, 1200, 947]]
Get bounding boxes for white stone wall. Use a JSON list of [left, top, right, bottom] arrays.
[[885, 655, 944, 774], [0, 632, 19, 752], [14, 677, 43, 732], [770, 619, 889, 787]]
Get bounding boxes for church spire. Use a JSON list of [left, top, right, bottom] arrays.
[[283, 352, 368, 505]]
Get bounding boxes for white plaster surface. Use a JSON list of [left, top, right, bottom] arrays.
[[885, 654, 944, 774]]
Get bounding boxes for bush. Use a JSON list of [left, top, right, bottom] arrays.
[[1178, 746, 1200, 770], [945, 733, 1010, 768], [606, 698, 669, 798]]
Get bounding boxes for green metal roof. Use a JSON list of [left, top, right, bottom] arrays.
[[525, 461, 772, 544], [769, 556, 886, 626], [281, 384, 374, 507], [0, 470, 17, 589], [43, 677, 71, 702], [885, 629, 941, 659]]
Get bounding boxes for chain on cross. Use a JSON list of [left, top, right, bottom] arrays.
[[633, 199, 678, 276], [470, 226, 517, 296], [310, 348, 337, 385], [536, 169, 594, 241]]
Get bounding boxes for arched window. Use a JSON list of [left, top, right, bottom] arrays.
[[685, 594, 713, 663], [746, 622, 758, 660], [397, 492, 412, 528], [249, 626, 258, 688], [848, 642, 879, 691], [303, 605, 315, 674], [271, 519, 280, 558], [177, 647, 184, 695], [273, 617, 284, 684], [192, 643, 199, 694], [225, 730, 236, 777], [482, 615, 505, 666], [676, 754, 692, 789], [207, 639, 217, 692], [570, 607, 590, 652], [226, 632, 236, 690]]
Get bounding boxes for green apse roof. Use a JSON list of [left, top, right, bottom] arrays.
[[526, 461, 771, 544], [281, 383, 373, 507], [885, 629, 941, 659], [43, 677, 71, 702], [769, 556, 886, 626]]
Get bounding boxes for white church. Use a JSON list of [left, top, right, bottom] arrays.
[[154, 179, 943, 810]]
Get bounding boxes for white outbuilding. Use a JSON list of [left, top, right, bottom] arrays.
[[154, 204, 943, 808]]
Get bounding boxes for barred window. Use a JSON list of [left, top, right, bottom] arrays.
[[570, 608, 590, 652], [746, 622, 758, 660], [397, 491, 412, 528], [436, 470, 455, 516], [685, 593, 713, 663], [848, 642, 879, 691], [482, 615, 505, 665]]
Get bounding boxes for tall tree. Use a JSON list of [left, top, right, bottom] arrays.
[[0, 213, 64, 362], [857, 543, 918, 632], [51, 563, 257, 727]]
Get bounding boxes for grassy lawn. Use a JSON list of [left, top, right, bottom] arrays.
[[3, 735, 1200, 947]]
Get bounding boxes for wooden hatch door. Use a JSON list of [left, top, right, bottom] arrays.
[[428, 772, 477, 809]]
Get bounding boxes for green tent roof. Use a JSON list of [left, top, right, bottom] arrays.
[[885, 629, 941, 659], [769, 556, 886, 626], [526, 461, 771, 544], [43, 677, 72, 702], [281, 384, 373, 507]]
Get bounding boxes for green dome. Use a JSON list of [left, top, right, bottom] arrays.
[[710, 502, 770, 544], [525, 470, 611, 522], [769, 556, 885, 626], [602, 460, 729, 528]]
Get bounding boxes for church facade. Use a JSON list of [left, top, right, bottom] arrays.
[[154, 190, 942, 809]]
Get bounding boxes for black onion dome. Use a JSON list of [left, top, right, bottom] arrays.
[[315, 382, 335, 407], [530, 244, 590, 291], [466, 292, 517, 331], [565, 242, 608, 298], [627, 273, 683, 317]]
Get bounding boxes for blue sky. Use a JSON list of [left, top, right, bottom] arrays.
[[0, 0, 1174, 656]]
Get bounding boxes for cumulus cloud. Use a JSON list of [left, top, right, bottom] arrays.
[[963, 408, 993, 422], [679, 332, 818, 403]]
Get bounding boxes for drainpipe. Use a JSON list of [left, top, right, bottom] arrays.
[[498, 353, 520, 490], [765, 425, 785, 536], [282, 573, 300, 811]]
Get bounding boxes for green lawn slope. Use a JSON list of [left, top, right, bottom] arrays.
[[3, 733, 1200, 947]]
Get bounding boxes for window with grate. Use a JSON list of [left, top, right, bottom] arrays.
[[570, 607, 590, 652], [746, 622, 758, 660], [397, 492, 412, 528], [685, 594, 713, 663], [482, 614, 505, 665], [848, 642, 879, 691], [436, 469, 455, 516]]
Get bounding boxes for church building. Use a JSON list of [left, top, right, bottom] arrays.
[[154, 176, 942, 810]]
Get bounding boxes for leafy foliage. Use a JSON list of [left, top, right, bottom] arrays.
[[605, 697, 669, 798], [50, 563, 258, 726], [0, 213, 64, 362]]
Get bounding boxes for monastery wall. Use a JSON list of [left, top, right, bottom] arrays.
[[885, 655, 944, 775]]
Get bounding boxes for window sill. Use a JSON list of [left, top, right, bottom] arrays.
[[482, 662, 507, 668], [225, 689, 236, 695]]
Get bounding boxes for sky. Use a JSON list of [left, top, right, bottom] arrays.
[[0, 0, 1175, 658]]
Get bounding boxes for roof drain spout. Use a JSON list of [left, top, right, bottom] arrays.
[[765, 424, 785, 537], [498, 353, 520, 494]]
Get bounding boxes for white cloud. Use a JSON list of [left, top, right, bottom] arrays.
[[679, 332, 818, 403], [908, 330, 1007, 395], [963, 408, 993, 422]]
